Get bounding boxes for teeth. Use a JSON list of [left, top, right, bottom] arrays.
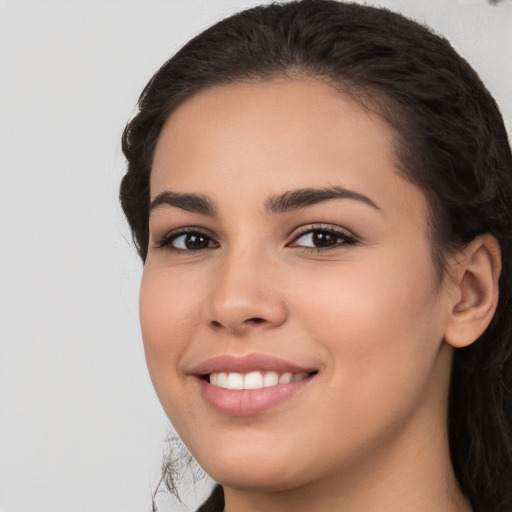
[[263, 371, 279, 387], [244, 371, 263, 390], [217, 372, 228, 388], [208, 371, 310, 390], [279, 372, 292, 384], [226, 372, 244, 390]]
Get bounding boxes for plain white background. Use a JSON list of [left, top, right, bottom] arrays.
[[0, 1, 510, 511]]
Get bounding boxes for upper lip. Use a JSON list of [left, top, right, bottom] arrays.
[[191, 353, 317, 376]]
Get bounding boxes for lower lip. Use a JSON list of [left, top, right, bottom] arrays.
[[197, 376, 314, 416]]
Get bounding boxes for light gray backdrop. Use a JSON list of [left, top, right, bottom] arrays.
[[1, 1, 511, 511]]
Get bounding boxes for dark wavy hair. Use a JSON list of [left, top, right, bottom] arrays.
[[120, 1, 512, 510]]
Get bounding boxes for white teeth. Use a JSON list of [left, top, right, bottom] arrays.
[[226, 372, 244, 390], [263, 371, 279, 387], [244, 371, 264, 389], [208, 370, 309, 390], [279, 372, 292, 384], [217, 372, 228, 388]]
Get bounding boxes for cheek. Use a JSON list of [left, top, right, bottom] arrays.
[[281, 253, 448, 459], [292, 247, 445, 388], [139, 266, 201, 397]]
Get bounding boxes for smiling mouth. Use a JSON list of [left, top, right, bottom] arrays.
[[206, 371, 317, 390], [195, 357, 319, 415]]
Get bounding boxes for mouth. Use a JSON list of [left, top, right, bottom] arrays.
[[205, 370, 316, 390], [192, 354, 319, 416]]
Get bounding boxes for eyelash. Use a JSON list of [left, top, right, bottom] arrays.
[[156, 227, 219, 254], [155, 224, 358, 254], [289, 224, 359, 253]]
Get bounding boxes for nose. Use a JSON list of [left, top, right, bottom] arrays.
[[203, 250, 288, 335]]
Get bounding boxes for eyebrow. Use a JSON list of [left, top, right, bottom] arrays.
[[149, 185, 380, 216], [150, 191, 217, 216], [265, 186, 381, 214]]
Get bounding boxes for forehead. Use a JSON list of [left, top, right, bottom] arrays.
[[151, 79, 426, 221]]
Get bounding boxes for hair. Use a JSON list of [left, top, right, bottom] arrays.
[[120, 1, 512, 510]]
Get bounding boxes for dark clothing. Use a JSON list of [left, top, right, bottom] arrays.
[[196, 485, 224, 512]]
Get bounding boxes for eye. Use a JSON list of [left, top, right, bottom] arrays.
[[289, 225, 358, 251], [157, 229, 218, 252]]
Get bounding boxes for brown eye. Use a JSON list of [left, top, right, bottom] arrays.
[[290, 227, 358, 251], [164, 231, 218, 251], [296, 231, 339, 248], [310, 231, 338, 247]]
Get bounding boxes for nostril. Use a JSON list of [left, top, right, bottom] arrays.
[[208, 318, 265, 329], [246, 317, 265, 324]]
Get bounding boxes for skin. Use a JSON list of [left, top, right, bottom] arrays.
[[140, 79, 498, 511]]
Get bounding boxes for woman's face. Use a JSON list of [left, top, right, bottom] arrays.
[[141, 79, 456, 492]]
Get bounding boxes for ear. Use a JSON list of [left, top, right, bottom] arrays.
[[444, 234, 501, 348]]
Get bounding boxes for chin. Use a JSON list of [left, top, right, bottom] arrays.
[[192, 439, 307, 493], [207, 463, 301, 493]]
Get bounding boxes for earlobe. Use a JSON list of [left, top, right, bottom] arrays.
[[444, 234, 501, 349]]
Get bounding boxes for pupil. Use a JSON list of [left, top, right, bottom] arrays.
[[185, 234, 209, 250], [313, 232, 336, 247]]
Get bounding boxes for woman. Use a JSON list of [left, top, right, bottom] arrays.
[[120, 1, 512, 511]]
